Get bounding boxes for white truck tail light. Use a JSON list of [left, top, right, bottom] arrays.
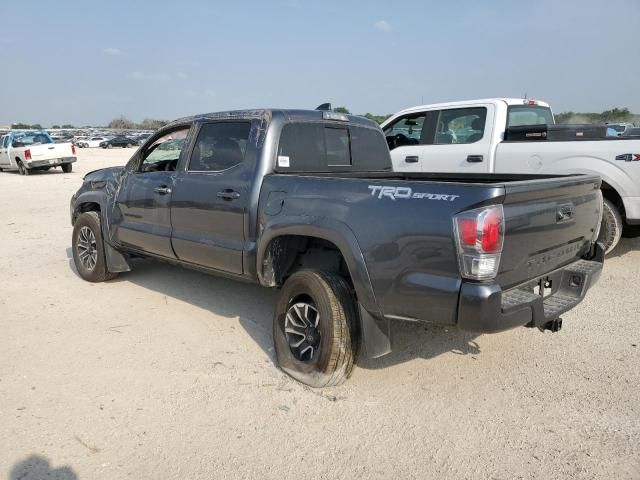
[[24, 149, 32, 160], [592, 190, 604, 242], [453, 205, 504, 280], [72, 144, 76, 155]]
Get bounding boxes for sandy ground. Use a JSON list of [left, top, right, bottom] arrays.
[[0, 147, 639, 480]]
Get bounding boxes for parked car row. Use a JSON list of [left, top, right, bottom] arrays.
[[74, 132, 151, 148]]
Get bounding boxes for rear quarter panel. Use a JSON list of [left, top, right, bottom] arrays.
[[258, 174, 505, 324]]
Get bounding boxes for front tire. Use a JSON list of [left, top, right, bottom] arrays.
[[273, 270, 359, 388], [72, 212, 118, 282], [61, 163, 72, 173], [598, 198, 623, 254]]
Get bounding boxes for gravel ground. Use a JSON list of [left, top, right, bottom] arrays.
[[1, 148, 639, 480]]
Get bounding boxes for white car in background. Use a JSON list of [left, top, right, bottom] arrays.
[[382, 98, 640, 253], [77, 136, 110, 148]]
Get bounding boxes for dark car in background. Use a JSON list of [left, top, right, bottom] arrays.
[[622, 127, 640, 138], [100, 136, 136, 148]]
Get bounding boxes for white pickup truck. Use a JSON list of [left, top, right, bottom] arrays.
[[0, 131, 76, 175], [382, 98, 640, 253]]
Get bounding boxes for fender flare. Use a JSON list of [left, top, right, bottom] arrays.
[[72, 191, 130, 273], [257, 216, 391, 358]]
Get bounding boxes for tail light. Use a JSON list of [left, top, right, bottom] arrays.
[[24, 149, 32, 160], [453, 205, 504, 280], [72, 144, 76, 155], [592, 190, 604, 242]]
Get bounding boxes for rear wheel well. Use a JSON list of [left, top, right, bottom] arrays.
[[262, 235, 353, 291], [601, 181, 625, 220]]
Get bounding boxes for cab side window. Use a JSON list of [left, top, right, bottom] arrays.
[[382, 113, 426, 150], [188, 122, 251, 172], [435, 108, 487, 145], [140, 127, 190, 172]]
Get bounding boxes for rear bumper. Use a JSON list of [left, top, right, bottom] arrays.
[[457, 243, 604, 333], [27, 157, 76, 168]]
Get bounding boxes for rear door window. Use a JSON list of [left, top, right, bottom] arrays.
[[188, 122, 251, 172], [435, 107, 487, 144]]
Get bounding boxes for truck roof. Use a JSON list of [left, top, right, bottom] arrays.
[[392, 98, 551, 117], [166, 109, 379, 129]]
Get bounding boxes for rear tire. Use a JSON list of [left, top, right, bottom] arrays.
[[72, 211, 118, 282], [273, 270, 359, 388], [61, 163, 72, 173], [17, 161, 29, 175], [598, 198, 623, 254]]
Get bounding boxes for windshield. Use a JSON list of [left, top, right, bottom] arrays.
[[11, 132, 53, 147], [507, 105, 555, 127]]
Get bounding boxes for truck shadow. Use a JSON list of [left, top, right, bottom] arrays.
[[9, 455, 77, 480], [606, 234, 640, 259], [65, 252, 481, 370], [358, 322, 480, 370]]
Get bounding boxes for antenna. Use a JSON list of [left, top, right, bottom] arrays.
[[523, 92, 528, 100]]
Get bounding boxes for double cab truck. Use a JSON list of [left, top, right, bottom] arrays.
[[69, 109, 604, 387], [0, 131, 76, 175], [382, 98, 640, 253]]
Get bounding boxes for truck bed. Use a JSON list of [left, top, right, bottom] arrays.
[[260, 172, 602, 327]]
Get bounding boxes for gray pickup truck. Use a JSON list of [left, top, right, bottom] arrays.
[[70, 109, 605, 387]]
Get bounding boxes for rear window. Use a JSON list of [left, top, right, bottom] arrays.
[[277, 122, 390, 172], [507, 106, 555, 128], [11, 132, 53, 146]]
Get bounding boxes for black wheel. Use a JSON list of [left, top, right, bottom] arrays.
[[273, 270, 359, 388], [72, 212, 118, 282], [61, 163, 72, 173], [107, 144, 112, 149], [598, 198, 623, 254], [17, 161, 30, 175]]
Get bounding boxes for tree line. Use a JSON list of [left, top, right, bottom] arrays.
[[554, 108, 639, 125], [9, 107, 637, 131]]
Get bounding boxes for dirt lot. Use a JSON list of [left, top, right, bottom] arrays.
[[1, 147, 639, 480]]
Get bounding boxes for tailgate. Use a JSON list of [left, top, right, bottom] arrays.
[[497, 175, 602, 289], [30, 143, 71, 159]]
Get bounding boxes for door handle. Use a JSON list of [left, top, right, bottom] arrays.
[[153, 185, 172, 195], [217, 189, 241, 200], [466, 155, 484, 163], [404, 155, 419, 163]]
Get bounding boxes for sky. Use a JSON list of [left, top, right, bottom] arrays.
[[0, 0, 638, 126]]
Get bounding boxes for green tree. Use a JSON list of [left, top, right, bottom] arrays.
[[61, 124, 75, 129], [362, 113, 391, 124], [108, 116, 135, 130], [138, 118, 169, 130], [51, 125, 61, 129], [334, 106, 350, 114]]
